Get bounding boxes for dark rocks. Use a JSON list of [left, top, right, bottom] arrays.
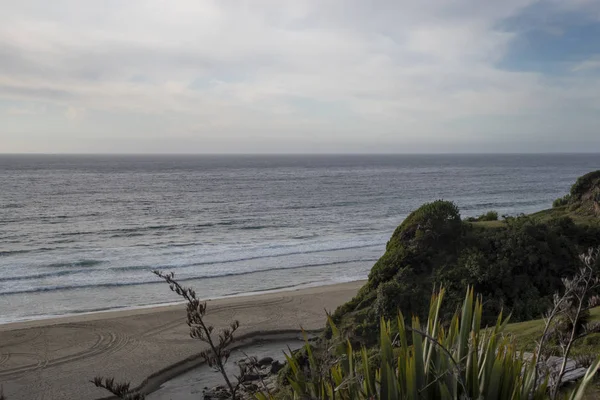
[[203, 354, 287, 399], [270, 360, 284, 374], [257, 357, 274, 366], [202, 385, 230, 399], [242, 383, 259, 392], [240, 373, 260, 382]]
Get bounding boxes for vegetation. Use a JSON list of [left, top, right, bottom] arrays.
[[91, 377, 145, 400], [333, 173, 600, 344], [504, 308, 600, 360], [93, 270, 252, 400], [551, 171, 600, 216], [553, 195, 571, 208], [89, 170, 600, 400], [267, 286, 600, 400], [466, 210, 499, 222], [88, 249, 600, 400], [535, 248, 600, 398]]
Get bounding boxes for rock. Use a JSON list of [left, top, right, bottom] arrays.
[[241, 373, 260, 382], [203, 385, 230, 400], [257, 357, 274, 366], [523, 353, 588, 386], [242, 383, 259, 392], [270, 360, 284, 374]]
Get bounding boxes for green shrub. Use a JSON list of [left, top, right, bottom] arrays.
[[466, 210, 499, 222], [553, 194, 571, 208], [374, 280, 403, 318], [479, 210, 499, 221]]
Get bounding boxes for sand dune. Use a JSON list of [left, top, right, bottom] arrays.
[[0, 281, 363, 400]]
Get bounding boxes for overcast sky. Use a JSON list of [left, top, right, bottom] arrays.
[[2, 0, 600, 153]]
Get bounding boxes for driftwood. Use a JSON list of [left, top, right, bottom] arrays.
[[524, 353, 587, 385]]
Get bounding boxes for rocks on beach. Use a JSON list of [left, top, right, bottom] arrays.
[[202, 356, 283, 399]]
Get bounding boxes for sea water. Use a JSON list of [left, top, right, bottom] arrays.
[[1, 154, 598, 322]]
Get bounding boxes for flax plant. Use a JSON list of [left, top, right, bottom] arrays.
[[265, 287, 600, 400]]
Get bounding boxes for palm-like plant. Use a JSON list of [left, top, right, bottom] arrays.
[[263, 287, 600, 400]]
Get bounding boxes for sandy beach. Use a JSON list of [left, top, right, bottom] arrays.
[[0, 281, 364, 400]]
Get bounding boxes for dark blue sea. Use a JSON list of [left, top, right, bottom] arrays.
[[1, 154, 598, 323]]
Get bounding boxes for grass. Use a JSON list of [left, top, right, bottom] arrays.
[[530, 207, 600, 226], [468, 206, 599, 231], [505, 306, 600, 356], [505, 307, 600, 399], [470, 220, 506, 229]]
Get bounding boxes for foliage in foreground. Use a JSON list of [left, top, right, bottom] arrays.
[[92, 270, 249, 400], [269, 287, 600, 400], [87, 249, 600, 400]]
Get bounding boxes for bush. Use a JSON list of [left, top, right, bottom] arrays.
[[465, 210, 499, 221], [374, 280, 403, 318], [553, 194, 571, 208], [479, 210, 498, 221]]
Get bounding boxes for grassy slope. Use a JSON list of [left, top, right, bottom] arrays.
[[530, 206, 600, 226], [506, 307, 600, 398], [470, 206, 600, 230], [506, 306, 600, 355]]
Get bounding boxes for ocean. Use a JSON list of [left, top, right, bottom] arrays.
[[1, 154, 598, 323]]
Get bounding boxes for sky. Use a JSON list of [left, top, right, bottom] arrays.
[[2, 0, 600, 153]]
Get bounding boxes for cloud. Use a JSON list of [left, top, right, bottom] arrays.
[[64, 105, 86, 121], [1, 0, 600, 152], [572, 58, 600, 71]]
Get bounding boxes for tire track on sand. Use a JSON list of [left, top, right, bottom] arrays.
[[0, 323, 138, 378]]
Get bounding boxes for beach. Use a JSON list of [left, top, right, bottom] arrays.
[[0, 281, 363, 400]]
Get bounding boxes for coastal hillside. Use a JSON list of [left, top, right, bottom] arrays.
[[333, 171, 600, 344], [540, 170, 600, 220]]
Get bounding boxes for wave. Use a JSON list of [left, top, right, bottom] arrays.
[[0, 269, 86, 282], [0, 247, 62, 257], [0, 258, 377, 296], [0, 249, 31, 256], [2, 203, 24, 209], [114, 242, 382, 272], [0, 241, 382, 283], [0, 260, 104, 282], [58, 224, 182, 238], [106, 220, 253, 237], [43, 259, 104, 268]]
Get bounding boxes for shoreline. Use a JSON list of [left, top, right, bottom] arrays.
[[0, 280, 365, 400], [0, 278, 364, 330]]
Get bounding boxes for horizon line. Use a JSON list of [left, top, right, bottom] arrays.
[[1, 151, 600, 156]]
